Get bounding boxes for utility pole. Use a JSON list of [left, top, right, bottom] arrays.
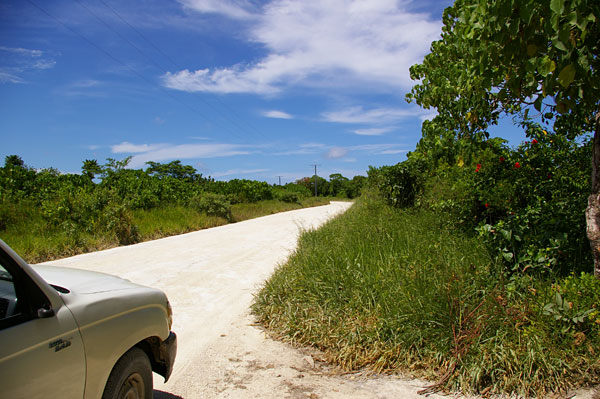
[[311, 164, 318, 196]]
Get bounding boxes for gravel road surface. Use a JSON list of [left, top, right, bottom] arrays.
[[43, 202, 596, 399]]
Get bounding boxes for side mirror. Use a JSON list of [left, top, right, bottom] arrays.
[[37, 304, 55, 319]]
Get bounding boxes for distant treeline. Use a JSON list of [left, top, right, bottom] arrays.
[[0, 155, 364, 254]]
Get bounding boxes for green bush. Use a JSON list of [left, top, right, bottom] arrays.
[[368, 158, 425, 208], [102, 202, 139, 245], [253, 193, 600, 396], [400, 124, 591, 277], [190, 193, 232, 221], [470, 126, 591, 276], [207, 179, 273, 203], [272, 187, 301, 203]]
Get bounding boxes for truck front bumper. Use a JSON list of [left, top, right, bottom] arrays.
[[157, 331, 177, 382]]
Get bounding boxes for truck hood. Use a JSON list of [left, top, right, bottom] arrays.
[[32, 264, 142, 294]]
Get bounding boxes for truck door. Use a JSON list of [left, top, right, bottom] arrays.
[[0, 256, 86, 398]]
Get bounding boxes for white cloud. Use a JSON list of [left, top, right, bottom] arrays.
[[273, 142, 325, 156], [110, 142, 256, 168], [163, 0, 441, 95], [325, 147, 348, 159], [111, 142, 168, 153], [33, 60, 56, 70], [71, 79, 101, 88], [0, 71, 24, 84], [163, 68, 276, 94], [380, 149, 408, 155], [0, 46, 56, 84], [349, 143, 405, 153], [154, 116, 166, 125], [301, 143, 326, 148], [323, 106, 423, 125], [178, 0, 258, 20], [351, 127, 394, 136], [263, 110, 293, 119], [420, 110, 438, 121], [213, 168, 269, 177], [0, 46, 43, 57]]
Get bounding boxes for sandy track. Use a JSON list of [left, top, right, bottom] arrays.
[[42, 202, 596, 399]]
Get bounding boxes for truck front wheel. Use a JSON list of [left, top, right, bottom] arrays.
[[102, 347, 153, 399]]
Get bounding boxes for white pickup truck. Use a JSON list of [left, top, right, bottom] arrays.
[[0, 239, 177, 399]]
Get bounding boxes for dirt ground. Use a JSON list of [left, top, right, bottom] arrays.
[[44, 202, 598, 399]]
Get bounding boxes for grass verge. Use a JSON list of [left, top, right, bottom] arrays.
[[231, 197, 332, 222], [252, 191, 600, 397], [2, 198, 333, 263]]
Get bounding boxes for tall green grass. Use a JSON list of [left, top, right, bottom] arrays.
[[252, 191, 600, 396], [2, 199, 332, 263], [231, 197, 331, 222]]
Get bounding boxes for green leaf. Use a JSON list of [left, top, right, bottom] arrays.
[[539, 57, 555, 77], [509, 20, 520, 36], [555, 292, 563, 308], [553, 38, 567, 51], [567, 11, 579, 27], [557, 64, 576, 88], [519, 1, 535, 24], [556, 101, 569, 113], [534, 95, 543, 111], [550, 0, 565, 15]]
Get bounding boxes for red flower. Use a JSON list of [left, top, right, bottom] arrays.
[[514, 162, 521, 168], [475, 164, 481, 172], [499, 156, 505, 162], [532, 139, 538, 145], [485, 203, 489, 208], [548, 173, 552, 179]]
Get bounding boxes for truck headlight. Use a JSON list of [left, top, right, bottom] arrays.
[[166, 300, 173, 330]]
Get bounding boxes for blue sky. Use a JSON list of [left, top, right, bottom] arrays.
[[0, 0, 526, 184]]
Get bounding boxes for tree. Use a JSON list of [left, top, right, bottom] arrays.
[[82, 159, 102, 181], [103, 156, 132, 178], [4, 155, 25, 168], [329, 173, 349, 197], [145, 160, 199, 182], [295, 176, 329, 197], [407, 0, 600, 276]]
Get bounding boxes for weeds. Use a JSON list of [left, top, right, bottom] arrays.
[[252, 191, 600, 396], [2, 199, 331, 263]]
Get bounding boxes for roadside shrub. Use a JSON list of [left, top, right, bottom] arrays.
[[207, 179, 273, 203], [403, 124, 591, 277], [102, 202, 139, 245], [272, 187, 300, 203], [253, 194, 600, 396], [368, 158, 425, 208], [190, 193, 232, 221], [471, 125, 591, 276], [279, 191, 300, 203], [0, 200, 17, 231]]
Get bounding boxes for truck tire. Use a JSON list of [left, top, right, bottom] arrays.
[[102, 347, 153, 399]]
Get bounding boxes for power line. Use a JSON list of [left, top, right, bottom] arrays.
[[98, 0, 180, 70], [26, 0, 265, 143], [94, 0, 268, 141], [73, 0, 171, 73], [76, 0, 266, 142]]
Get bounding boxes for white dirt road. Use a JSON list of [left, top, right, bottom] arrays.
[[43, 202, 595, 399]]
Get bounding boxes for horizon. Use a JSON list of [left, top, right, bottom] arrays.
[[1, 0, 527, 184]]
